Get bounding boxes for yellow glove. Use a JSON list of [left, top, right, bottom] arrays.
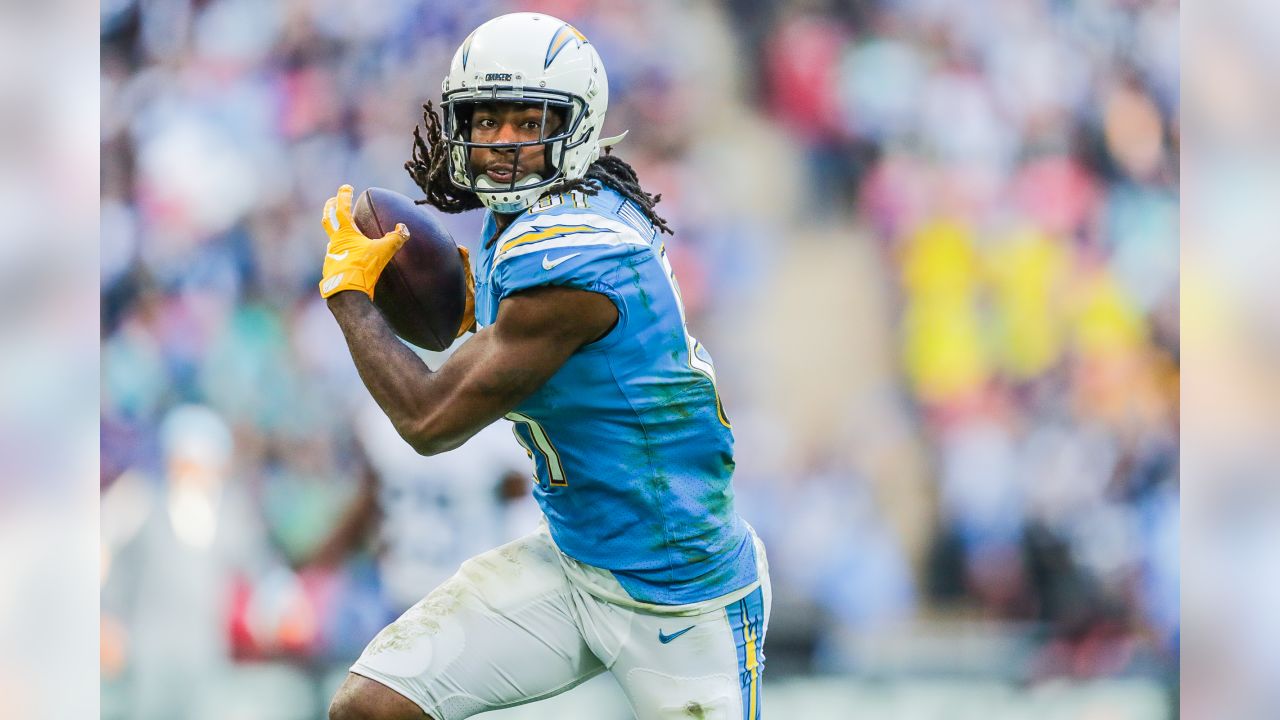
[[319, 184, 408, 299], [456, 244, 477, 337]]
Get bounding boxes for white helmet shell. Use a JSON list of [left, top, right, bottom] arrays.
[[442, 12, 610, 214]]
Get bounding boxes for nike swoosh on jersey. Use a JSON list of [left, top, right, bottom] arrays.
[[326, 251, 349, 261], [542, 252, 582, 270], [658, 626, 695, 644]]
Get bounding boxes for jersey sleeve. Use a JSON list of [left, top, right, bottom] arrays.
[[489, 217, 648, 306]]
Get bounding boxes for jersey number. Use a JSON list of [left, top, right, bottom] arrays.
[[506, 411, 568, 487], [657, 244, 731, 428]]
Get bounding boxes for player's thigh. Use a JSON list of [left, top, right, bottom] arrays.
[[330, 673, 427, 720], [607, 579, 770, 720], [349, 531, 605, 720]]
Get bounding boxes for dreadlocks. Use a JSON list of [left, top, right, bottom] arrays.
[[405, 101, 673, 235], [561, 153, 673, 236], [405, 101, 485, 214]]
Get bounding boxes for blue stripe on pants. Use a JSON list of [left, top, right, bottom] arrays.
[[727, 587, 765, 719]]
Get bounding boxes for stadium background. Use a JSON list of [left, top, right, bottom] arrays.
[[99, 0, 1178, 717]]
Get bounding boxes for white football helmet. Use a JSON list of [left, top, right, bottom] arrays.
[[442, 12, 617, 214]]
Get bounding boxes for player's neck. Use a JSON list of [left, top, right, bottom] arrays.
[[488, 211, 521, 246]]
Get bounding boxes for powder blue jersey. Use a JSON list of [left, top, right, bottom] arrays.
[[472, 185, 757, 605]]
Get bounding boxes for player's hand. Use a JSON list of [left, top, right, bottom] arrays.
[[319, 184, 408, 299], [456, 244, 477, 336]]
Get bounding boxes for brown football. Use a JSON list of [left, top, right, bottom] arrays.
[[352, 187, 466, 351]]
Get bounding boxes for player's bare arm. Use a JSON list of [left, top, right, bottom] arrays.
[[326, 285, 616, 456], [318, 180, 615, 455]]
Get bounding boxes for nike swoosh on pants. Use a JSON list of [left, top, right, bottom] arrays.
[[658, 626, 695, 644]]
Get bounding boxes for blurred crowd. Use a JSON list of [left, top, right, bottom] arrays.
[[738, 0, 1179, 679], [100, 0, 1178, 715]]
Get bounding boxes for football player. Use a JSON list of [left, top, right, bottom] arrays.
[[320, 12, 770, 720]]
